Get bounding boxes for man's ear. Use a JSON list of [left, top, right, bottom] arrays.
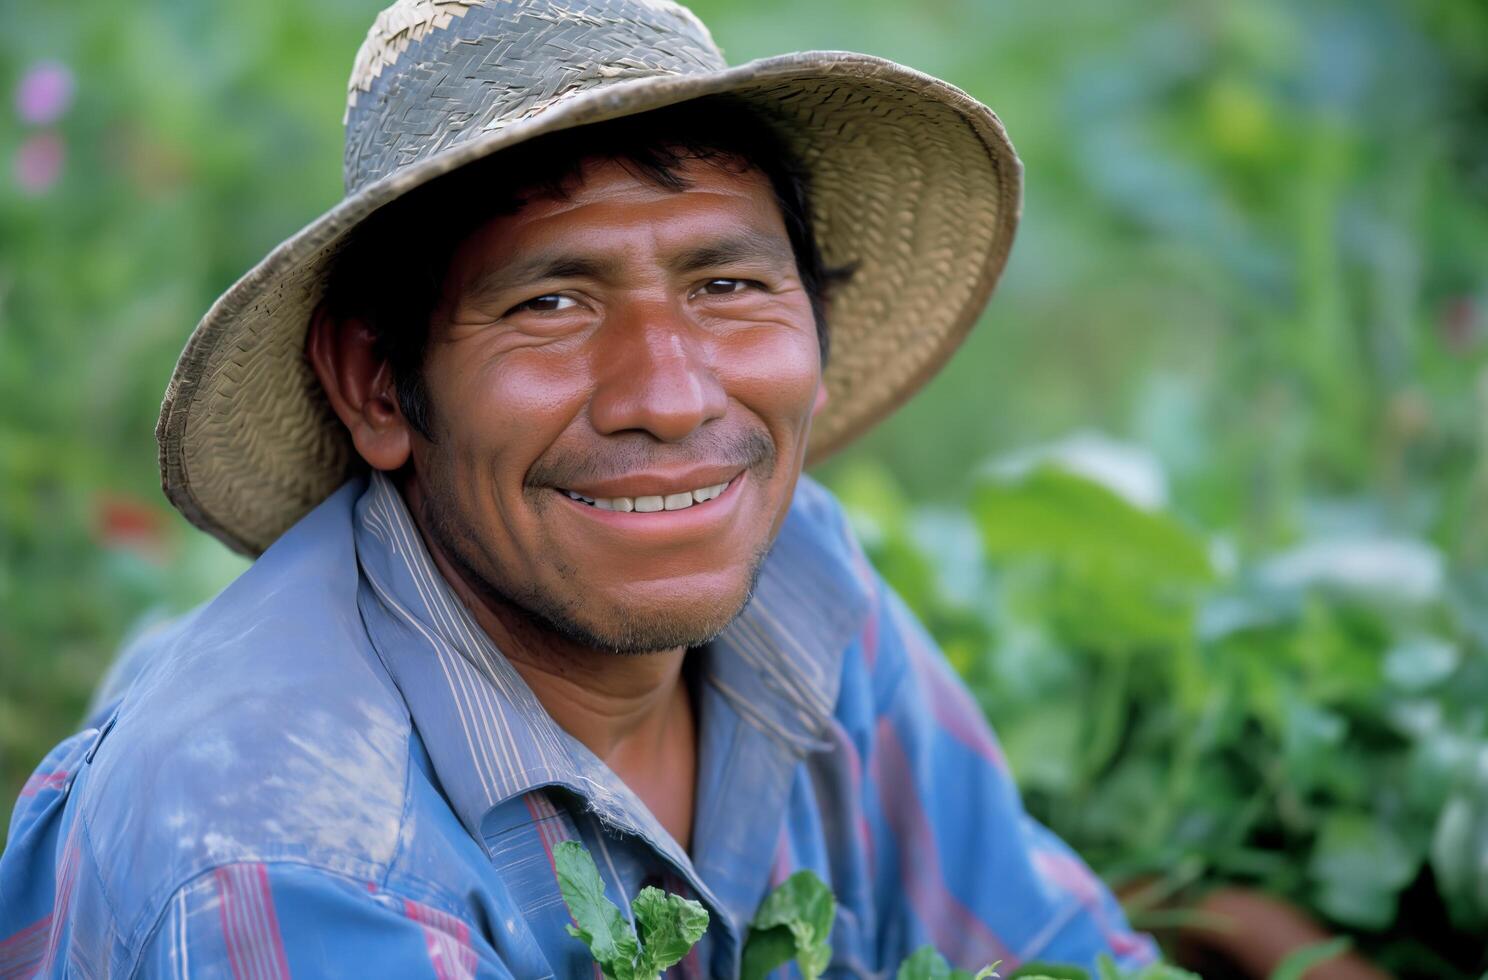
[[306, 303, 413, 471], [811, 379, 829, 419]]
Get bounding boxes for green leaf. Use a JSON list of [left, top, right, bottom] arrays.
[[1269, 937, 1351, 980], [894, 946, 1001, 980], [972, 466, 1212, 584], [897, 946, 954, 980], [739, 925, 797, 980], [1007, 964, 1090, 980], [745, 871, 836, 980], [1430, 765, 1488, 927], [1127, 963, 1203, 980], [1307, 811, 1419, 928], [1383, 635, 1460, 691], [1085, 957, 1202, 980], [752, 869, 836, 937], [554, 840, 640, 980], [631, 886, 709, 977]]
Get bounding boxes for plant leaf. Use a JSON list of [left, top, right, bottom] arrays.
[[893, 947, 999, 980], [752, 870, 836, 937], [555, 840, 639, 980], [1307, 811, 1419, 928], [1006, 964, 1090, 980], [972, 466, 1212, 583], [739, 924, 796, 980], [1128, 963, 1203, 980], [1269, 937, 1351, 980], [746, 871, 837, 980], [631, 886, 709, 977], [896, 945, 954, 980], [1076, 958, 1201, 980]]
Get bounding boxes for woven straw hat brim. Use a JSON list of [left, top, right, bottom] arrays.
[[159, 51, 1022, 556]]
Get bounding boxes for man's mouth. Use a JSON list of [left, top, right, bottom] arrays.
[[559, 477, 734, 513]]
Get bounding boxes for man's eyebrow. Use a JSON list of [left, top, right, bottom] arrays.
[[458, 229, 795, 307], [460, 253, 619, 307], [670, 229, 796, 274]]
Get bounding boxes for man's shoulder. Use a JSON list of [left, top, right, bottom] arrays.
[[784, 476, 938, 708], [71, 479, 420, 944], [777, 475, 916, 701]]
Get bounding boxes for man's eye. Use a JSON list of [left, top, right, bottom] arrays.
[[509, 294, 577, 314], [698, 278, 756, 296]]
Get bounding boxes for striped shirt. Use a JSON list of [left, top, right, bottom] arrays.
[[1, 472, 1155, 978]]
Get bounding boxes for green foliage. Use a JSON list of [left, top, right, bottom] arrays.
[[631, 888, 711, 978], [838, 455, 1488, 976], [1097, 956, 1200, 980], [553, 840, 708, 980], [741, 870, 836, 980], [555, 841, 642, 979], [1007, 967, 1093, 980], [1008, 953, 1203, 980], [896, 945, 1000, 980], [1430, 757, 1488, 930], [1268, 938, 1351, 980], [1000, 953, 1203, 980], [973, 467, 1211, 583]]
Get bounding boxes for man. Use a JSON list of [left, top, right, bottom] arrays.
[[1, 0, 1156, 976]]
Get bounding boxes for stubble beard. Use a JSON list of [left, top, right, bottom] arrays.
[[416, 478, 773, 656]]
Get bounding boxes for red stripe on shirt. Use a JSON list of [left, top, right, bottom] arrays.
[[19, 772, 68, 797], [37, 828, 80, 974], [215, 863, 291, 980], [897, 606, 1008, 772], [827, 717, 877, 879], [0, 914, 52, 980], [873, 717, 1014, 969], [859, 604, 881, 671], [1031, 850, 1150, 960], [524, 792, 561, 870], [769, 820, 794, 888], [403, 899, 478, 980]]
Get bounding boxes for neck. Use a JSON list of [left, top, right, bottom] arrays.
[[479, 600, 692, 766]]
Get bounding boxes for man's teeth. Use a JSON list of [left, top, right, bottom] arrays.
[[562, 481, 730, 512]]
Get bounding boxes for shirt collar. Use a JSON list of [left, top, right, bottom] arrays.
[[352, 469, 869, 844]]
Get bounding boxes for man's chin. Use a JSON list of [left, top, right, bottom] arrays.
[[503, 559, 765, 654], [541, 589, 756, 655]]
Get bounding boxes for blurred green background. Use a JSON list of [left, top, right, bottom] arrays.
[[4, 0, 1488, 974]]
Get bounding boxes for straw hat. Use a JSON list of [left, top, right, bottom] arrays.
[[158, 0, 1022, 555]]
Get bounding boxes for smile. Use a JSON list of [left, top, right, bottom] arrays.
[[560, 478, 733, 513]]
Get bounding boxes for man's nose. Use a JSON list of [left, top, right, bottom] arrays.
[[589, 299, 727, 442]]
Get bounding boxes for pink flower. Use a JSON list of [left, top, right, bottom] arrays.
[[14, 133, 64, 194], [15, 61, 74, 125]]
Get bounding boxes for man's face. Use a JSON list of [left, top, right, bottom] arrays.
[[405, 155, 823, 653]]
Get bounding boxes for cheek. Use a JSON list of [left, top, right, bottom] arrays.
[[426, 341, 592, 471], [716, 321, 822, 431]]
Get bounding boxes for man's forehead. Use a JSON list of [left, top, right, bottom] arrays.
[[449, 156, 794, 281]]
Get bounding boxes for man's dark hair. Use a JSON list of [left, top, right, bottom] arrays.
[[321, 96, 853, 437]]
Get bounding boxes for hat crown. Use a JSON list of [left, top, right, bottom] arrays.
[[342, 0, 726, 193]]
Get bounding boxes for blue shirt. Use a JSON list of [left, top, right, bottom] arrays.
[[1, 473, 1155, 978]]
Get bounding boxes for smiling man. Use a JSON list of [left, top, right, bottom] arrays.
[[1, 1, 1155, 977]]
